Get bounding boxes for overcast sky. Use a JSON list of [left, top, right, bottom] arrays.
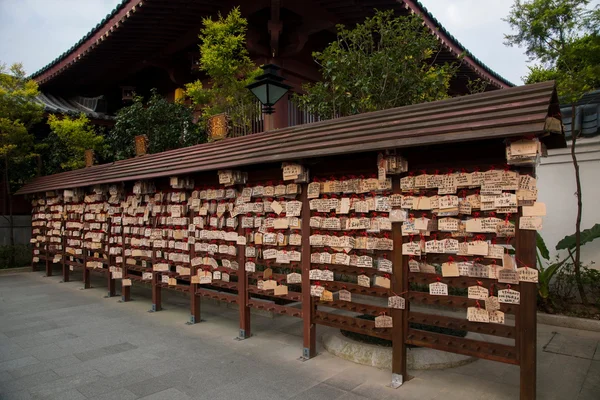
[[0, 0, 598, 85]]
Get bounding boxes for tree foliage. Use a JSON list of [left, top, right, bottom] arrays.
[[107, 89, 205, 160], [505, 0, 600, 100], [295, 10, 458, 119], [46, 114, 105, 170], [0, 61, 44, 263], [504, 0, 600, 305], [185, 7, 261, 133], [0, 62, 43, 191]]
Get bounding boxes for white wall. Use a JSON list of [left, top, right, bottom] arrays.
[[537, 137, 600, 267]]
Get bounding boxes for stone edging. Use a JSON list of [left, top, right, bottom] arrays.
[[0, 267, 31, 275], [538, 312, 600, 332], [321, 330, 476, 370]]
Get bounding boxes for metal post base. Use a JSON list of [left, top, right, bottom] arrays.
[[186, 315, 203, 325], [298, 347, 315, 361], [234, 329, 250, 340], [389, 373, 403, 389], [148, 304, 159, 313]]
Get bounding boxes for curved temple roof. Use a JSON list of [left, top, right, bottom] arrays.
[[17, 81, 561, 195], [31, 0, 513, 89]]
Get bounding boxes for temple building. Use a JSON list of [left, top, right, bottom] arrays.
[[31, 0, 513, 131]]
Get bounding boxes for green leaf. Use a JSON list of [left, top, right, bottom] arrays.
[[556, 223, 600, 251], [536, 232, 550, 260]]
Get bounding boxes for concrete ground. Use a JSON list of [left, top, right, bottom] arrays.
[[0, 271, 599, 400]]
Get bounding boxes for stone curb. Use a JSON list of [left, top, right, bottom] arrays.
[[537, 312, 600, 332], [0, 267, 31, 275], [321, 330, 476, 370]]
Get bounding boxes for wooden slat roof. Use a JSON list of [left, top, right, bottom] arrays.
[[16, 81, 561, 195]]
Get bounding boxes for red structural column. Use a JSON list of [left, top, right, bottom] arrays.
[[189, 209, 200, 324], [237, 214, 250, 339], [301, 185, 316, 359], [391, 177, 407, 387], [62, 234, 69, 282], [106, 217, 115, 297], [516, 167, 537, 400], [121, 228, 131, 302], [151, 244, 162, 312]]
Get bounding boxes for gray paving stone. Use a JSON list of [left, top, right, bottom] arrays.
[[28, 370, 105, 398], [287, 383, 348, 400], [34, 388, 86, 400], [0, 356, 39, 372], [89, 388, 139, 400], [76, 368, 151, 398], [139, 387, 190, 400], [126, 377, 174, 397], [74, 342, 138, 362], [1, 389, 33, 400], [0, 369, 60, 395]]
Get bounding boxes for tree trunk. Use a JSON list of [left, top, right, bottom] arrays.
[[4, 156, 15, 266], [570, 104, 588, 305]]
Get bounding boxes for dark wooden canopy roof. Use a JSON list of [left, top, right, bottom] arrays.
[[17, 81, 562, 195], [31, 0, 513, 93]]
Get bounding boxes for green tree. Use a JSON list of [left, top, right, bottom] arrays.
[[295, 10, 457, 119], [0, 62, 43, 264], [185, 7, 261, 134], [107, 89, 205, 160], [504, 0, 600, 305], [46, 114, 105, 170]]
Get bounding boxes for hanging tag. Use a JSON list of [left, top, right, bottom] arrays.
[[488, 310, 505, 324], [310, 285, 324, 297], [375, 315, 393, 328], [498, 288, 520, 304], [191, 276, 200, 284], [357, 274, 371, 287], [374, 275, 391, 289], [274, 284, 288, 296], [339, 289, 352, 302], [498, 269, 519, 285], [485, 296, 500, 311], [122, 278, 132, 287], [320, 289, 333, 302], [263, 267, 273, 279], [287, 272, 302, 284], [263, 279, 277, 290], [429, 282, 448, 296], [467, 307, 489, 323], [517, 267, 539, 283], [408, 259, 420, 272], [388, 296, 405, 309], [142, 272, 153, 280], [441, 261, 459, 277], [468, 285, 489, 300]]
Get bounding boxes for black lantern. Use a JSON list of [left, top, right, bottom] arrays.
[[246, 64, 291, 114]]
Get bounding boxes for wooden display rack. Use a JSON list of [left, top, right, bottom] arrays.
[[20, 82, 564, 400]]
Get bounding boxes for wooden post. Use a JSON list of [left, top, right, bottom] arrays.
[[106, 217, 115, 297], [45, 193, 51, 276], [151, 270, 162, 311], [62, 234, 69, 282], [237, 214, 250, 339], [189, 209, 200, 323], [516, 167, 537, 400], [83, 239, 90, 289], [301, 185, 316, 359], [391, 177, 407, 387], [121, 229, 130, 302]]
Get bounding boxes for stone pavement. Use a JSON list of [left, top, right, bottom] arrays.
[[0, 271, 598, 400]]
